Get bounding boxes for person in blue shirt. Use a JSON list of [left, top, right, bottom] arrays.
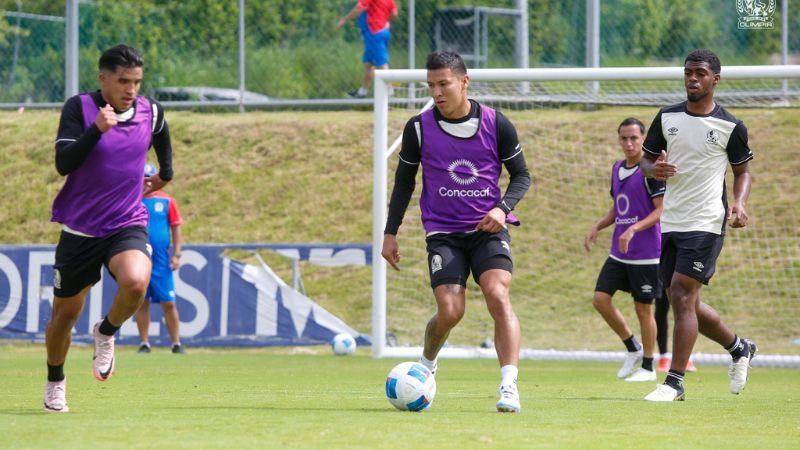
[[135, 163, 185, 354]]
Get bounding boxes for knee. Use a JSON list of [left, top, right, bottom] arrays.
[[437, 303, 465, 327], [592, 293, 610, 310], [118, 274, 149, 298], [52, 304, 82, 323], [669, 289, 694, 314], [634, 303, 652, 320]]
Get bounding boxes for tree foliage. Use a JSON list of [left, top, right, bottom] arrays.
[[0, 0, 796, 102]]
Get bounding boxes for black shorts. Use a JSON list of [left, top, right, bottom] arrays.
[[594, 257, 661, 304], [425, 229, 513, 289], [661, 231, 724, 286], [53, 226, 151, 297]]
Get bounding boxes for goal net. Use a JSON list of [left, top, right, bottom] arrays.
[[371, 66, 800, 367]]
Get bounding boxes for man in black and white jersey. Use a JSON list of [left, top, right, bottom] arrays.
[[640, 49, 756, 402]]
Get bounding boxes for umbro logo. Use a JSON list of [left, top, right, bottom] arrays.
[[501, 241, 510, 252], [667, 127, 679, 136], [693, 261, 705, 272], [641, 284, 653, 293]]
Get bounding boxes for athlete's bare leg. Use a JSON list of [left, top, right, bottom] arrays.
[[479, 269, 519, 367], [422, 284, 465, 361], [46, 286, 91, 366]]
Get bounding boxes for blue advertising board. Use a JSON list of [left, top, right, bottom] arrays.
[[0, 244, 371, 347]]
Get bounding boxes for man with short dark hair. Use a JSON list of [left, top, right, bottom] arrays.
[[382, 50, 530, 412], [584, 118, 664, 383], [640, 48, 756, 402], [44, 44, 174, 412]]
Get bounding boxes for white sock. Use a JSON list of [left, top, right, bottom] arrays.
[[357, 87, 368, 96], [419, 355, 437, 372], [500, 365, 518, 386], [140, 342, 150, 347]]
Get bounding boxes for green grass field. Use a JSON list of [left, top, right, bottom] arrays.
[[2, 343, 798, 449]]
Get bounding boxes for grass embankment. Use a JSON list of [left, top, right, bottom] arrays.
[[0, 106, 797, 353]]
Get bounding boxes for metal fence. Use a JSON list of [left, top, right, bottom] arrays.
[[1, 0, 797, 108]]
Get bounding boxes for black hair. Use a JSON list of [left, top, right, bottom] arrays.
[[617, 117, 645, 135], [98, 44, 144, 72], [425, 50, 467, 75], [684, 49, 721, 74]]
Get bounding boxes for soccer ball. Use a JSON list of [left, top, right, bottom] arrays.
[[330, 333, 357, 355], [385, 362, 437, 411]]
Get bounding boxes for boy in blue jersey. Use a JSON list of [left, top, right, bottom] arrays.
[[45, 45, 174, 412], [136, 164, 184, 354]]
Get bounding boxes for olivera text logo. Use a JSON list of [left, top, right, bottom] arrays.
[[440, 159, 491, 198], [737, 0, 775, 29]]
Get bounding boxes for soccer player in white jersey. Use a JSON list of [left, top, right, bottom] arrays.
[[640, 49, 756, 402]]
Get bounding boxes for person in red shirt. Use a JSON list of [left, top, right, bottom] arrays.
[[336, 0, 398, 98]]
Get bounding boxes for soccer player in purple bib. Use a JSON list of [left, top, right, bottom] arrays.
[[44, 45, 174, 412], [382, 51, 530, 412], [584, 118, 665, 383], [640, 49, 756, 402]]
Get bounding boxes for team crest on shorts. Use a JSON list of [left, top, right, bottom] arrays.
[[53, 269, 61, 289], [431, 255, 442, 274]]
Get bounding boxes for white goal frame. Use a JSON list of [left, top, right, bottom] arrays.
[[371, 65, 800, 367]]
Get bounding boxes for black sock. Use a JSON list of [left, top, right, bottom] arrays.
[[664, 369, 685, 392], [47, 363, 65, 382], [642, 357, 654, 372], [98, 316, 120, 336], [726, 336, 748, 360], [622, 335, 641, 353], [655, 294, 670, 354]]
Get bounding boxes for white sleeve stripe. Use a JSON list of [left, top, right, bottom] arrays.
[[55, 138, 76, 143], [642, 145, 660, 155], [501, 145, 523, 161], [399, 156, 420, 165], [730, 155, 754, 166], [152, 103, 164, 133]]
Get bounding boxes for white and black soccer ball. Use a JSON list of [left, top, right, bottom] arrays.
[[385, 361, 437, 411], [330, 332, 357, 356]]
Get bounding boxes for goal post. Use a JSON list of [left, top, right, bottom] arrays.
[[372, 65, 800, 367]]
